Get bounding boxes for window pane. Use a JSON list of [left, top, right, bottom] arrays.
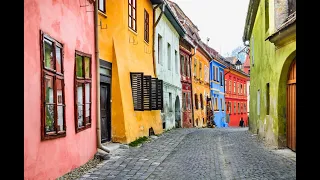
[[85, 83, 91, 124], [76, 55, 83, 77], [99, 0, 104, 11], [56, 46, 62, 73], [133, 0, 136, 7], [56, 79, 64, 131], [133, 9, 136, 19], [128, 0, 131, 5], [84, 56, 90, 78], [45, 104, 55, 132], [133, 20, 136, 31], [129, 6, 132, 16], [77, 82, 84, 127], [100, 67, 111, 76], [44, 39, 54, 70], [129, 17, 132, 27], [45, 75, 54, 103]]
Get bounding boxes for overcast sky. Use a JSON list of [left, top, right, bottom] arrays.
[[171, 0, 250, 56]]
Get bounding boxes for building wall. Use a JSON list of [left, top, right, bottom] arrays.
[[191, 48, 210, 127], [98, 0, 163, 143], [24, 0, 97, 179], [154, 8, 182, 130], [248, 0, 296, 147], [225, 70, 248, 127], [210, 61, 226, 127]]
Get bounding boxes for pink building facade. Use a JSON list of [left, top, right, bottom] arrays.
[[24, 0, 97, 179]]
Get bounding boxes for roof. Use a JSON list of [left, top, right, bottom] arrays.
[[162, 1, 186, 37], [242, 0, 261, 42], [224, 57, 237, 64]]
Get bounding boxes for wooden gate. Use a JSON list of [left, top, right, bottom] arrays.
[[287, 59, 296, 151]]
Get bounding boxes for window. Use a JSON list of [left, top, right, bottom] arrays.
[[175, 50, 178, 73], [229, 80, 231, 93], [158, 34, 162, 64], [144, 9, 149, 42], [40, 32, 66, 140], [225, 80, 227, 92], [130, 73, 163, 111], [265, 0, 269, 32], [240, 84, 243, 95], [257, 89, 260, 115], [75, 51, 92, 132], [220, 71, 223, 86], [195, 94, 199, 109], [221, 99, 224, 111], [180, 54, 185, 76], [251, 36, 254, 66], [240, 103, 242, 114], [188, 92, 191, 110], [128, 0, 137, 32], [212, 65, 215, 80], [169, 92, 172, 112], [234, 81, 236, 93], [234, 102, 236, 114], [238, 102, 240, 114], [199, 62, 202, 80], [214, 98, 218, 111], [266, 83, 270, 115], [167, 43, 171, 70], [229, 102, 231, 114], [244, 86, 246, 96], [244, 103, 246, 113], [200, 94, 203, 109], [194, 59, 197, 77], [215, 67, 218, 82], [187, 57, 191, 77], [98, 0, 106, 13]]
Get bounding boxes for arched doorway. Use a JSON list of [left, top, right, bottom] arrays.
[[287, 59, 296, 151], [175, 96, 181, 128]]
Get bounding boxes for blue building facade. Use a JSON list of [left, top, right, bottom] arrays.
[[210, 60, 227, 127]]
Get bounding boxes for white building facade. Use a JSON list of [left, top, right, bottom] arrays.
[[154, 4, 186, 130]]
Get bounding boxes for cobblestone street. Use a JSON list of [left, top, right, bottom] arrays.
[[79, 128, 296, 180]]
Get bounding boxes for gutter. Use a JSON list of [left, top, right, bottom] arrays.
[[242, 0, 261, 42], [152, 3, 165, 78], [94, 0, 110, 153]]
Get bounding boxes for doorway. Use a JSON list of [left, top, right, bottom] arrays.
[[175, 96, 181, 128], [286, 59, 296, 151], [100, 83, 111, 143]]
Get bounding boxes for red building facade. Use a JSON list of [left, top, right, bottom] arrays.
[[180, 39, 194, 128], [224, 66, 249, 127]]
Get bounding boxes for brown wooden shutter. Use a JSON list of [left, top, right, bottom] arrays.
[[157, 79, 163, 110], [143, 75, 152, 110], [130, 72, 144, 111], [151, 78, 158, 110]]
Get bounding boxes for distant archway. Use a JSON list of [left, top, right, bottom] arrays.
[[175, 96, 181, 128]]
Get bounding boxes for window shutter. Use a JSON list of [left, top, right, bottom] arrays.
[[130, 72, 144, 111], [143, 75, 152, 110], [157, 79, 163, 110], [151, 78, 158, 110]]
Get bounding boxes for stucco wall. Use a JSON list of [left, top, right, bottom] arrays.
[[154, 8, 182, 130], [249, 0, 296, 147], [98, 0, 163, 143], [24, 0, 97, 179]]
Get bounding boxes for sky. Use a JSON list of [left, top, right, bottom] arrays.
[[171, 0, 250, 57]]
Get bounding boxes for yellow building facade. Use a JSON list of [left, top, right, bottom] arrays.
[[191, 46, 211, 127], [98, 0, 163, 143]]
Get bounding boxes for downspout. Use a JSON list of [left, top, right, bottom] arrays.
[[190, 46, 197, 126], [153, 3, 165, 78], [94, 0, 110, 153]]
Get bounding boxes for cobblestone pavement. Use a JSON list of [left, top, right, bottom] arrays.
[[79, 128, 296, 180]]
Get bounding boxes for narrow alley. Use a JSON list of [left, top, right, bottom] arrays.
[[79, 128, 296, 180]]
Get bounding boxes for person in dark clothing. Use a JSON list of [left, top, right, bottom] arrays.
[[239, 117, 244, 127]]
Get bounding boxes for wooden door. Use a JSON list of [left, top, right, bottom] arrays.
[[100, 83, 111, 143], [287, 59, 296, 151]]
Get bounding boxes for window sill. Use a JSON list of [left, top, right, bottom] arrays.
[[128, 28, 138, 36], [42, 131, 66, 141], [98, 11, 107, 18], [76, 123, 92, 133]]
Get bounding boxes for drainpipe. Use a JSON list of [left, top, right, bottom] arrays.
[[94, 0, 110, 153], [190, 46, 197, 127], [153, 2, 165, 78]]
